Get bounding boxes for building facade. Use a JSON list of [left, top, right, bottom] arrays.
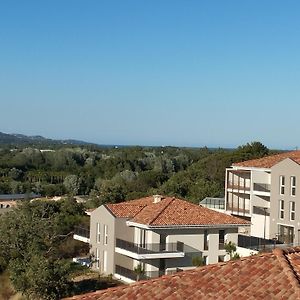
[[85, 195, 249, 282], [225, 151, 300, 245]]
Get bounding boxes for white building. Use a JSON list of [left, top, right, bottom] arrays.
[[75, 195, 249, 282], [225, 150, 300, 245]]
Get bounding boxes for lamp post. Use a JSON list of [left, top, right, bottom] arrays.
[[263, 207, 267, 250]]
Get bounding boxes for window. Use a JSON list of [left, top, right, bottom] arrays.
[[280, 176, 285, 195], [290, 201, 295, 221], [139, 229, 146, 248], [219, 230, 225, 249], [103, 250, 107, 272], [204, 230, 208, 250], [279, 200, 284, 219], [96, 248, 100, 269], [96, 223, 101, 243], [278, 224, 294, 244], [291, 176, 296, 196], [104, 225, 108, 245]]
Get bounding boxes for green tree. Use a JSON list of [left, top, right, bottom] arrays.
[[133, 264, 145, 281], [224, 241, 240, 260], [237, 142, 269, 160], [63, 175, 80, 195], [9, 255, 71, 300], [192, 256, 205, 267], [0, 199, 85, 299], [8, 167, 23, 180]]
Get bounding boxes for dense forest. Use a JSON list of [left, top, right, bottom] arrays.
[[0, 141, 272, 207]]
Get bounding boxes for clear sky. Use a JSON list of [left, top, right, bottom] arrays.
[[1, 1, 300, 149]]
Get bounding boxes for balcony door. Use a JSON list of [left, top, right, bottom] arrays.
[[278, 225, 294, 245], [159, 258, 166, 276], [139, 229, 146, 248], [160, 234, 166, 251]]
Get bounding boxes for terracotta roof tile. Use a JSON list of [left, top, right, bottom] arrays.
[[65, 247, 300, 300], [233, 150, 300, 168], [106, 196, 249, 227], [106, 203, 146, 218]]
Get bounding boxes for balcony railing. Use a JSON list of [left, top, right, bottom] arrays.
[[116, 239, 184, 255], [253, 183, 270, 193], [227, 182, 250, 191], [115, 265, 178, 281], [74, 226, 90, 238], [200, 197, 225, 210], [226, 205, 250, 214], [73, 226, 90, 243]]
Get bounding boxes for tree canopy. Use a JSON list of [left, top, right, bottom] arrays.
[[0, 198, 87, 299], [0, 142, 273, 206]]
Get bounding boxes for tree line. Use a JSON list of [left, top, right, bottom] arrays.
[[0, 142, 272, 207]]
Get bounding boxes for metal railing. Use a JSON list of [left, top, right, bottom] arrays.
[[116, 239, 184, 255], [74, 226, 90, 238], [238, 234, 283, 251], [227, 182, 250, 191], [226, 205, 250, 214], [200, 197, 225, 209], [115, 265, 178, 281], [253, 183, 270, 193]]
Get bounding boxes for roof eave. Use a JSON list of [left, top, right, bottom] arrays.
[[126, 221, 250, 229], [231, 165, 271, 172]]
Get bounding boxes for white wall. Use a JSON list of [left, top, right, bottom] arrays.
[[236, 246, 258, 257], [251, 214, 270, 238], [252, 170, 271, 184]]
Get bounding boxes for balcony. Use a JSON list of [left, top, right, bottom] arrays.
[[73, 226, 90, 243], [227, 182, 250, 193], [115, 239, 185, 259], [253, 183, 271, 196], [115, 265, 178, 282], [226, 205, 250, 216], [200, 197, 225, 211]]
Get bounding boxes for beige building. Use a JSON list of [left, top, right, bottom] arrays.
[[225, 151, 300, 245], [80, 195, 249, 282]]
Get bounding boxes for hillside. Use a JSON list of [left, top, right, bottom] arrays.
[[0, 131, 94, 147]]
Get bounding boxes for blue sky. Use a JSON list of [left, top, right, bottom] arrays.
[[1, 1, 300, 149]]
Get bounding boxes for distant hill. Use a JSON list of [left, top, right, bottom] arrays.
[[0, 131, 95, 147]]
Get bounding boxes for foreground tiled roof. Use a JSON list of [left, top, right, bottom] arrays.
[[233, 150, 300, 168], [65, 247, 300, 300], [106, 196, 249, 227]]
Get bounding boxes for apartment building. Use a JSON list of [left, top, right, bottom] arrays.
[[86, 195, 249, 282], [225, 151, 300, 244]]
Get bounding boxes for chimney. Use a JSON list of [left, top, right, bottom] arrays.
[[153, 194, 162, 203]]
